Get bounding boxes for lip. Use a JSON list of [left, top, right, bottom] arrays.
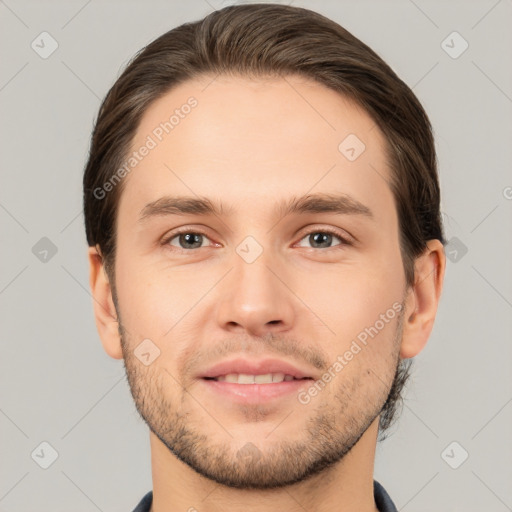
[[198, 357, 315, 380], [199, 378, 312, 404]]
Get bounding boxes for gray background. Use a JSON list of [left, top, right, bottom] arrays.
[[1, 0, 511, 510]]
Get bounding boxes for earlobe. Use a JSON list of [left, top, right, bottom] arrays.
[[400, 239, 446, 359], [88, 246, 123, 360]]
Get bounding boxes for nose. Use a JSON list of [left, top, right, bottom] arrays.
[[215, 248, 295, 338]]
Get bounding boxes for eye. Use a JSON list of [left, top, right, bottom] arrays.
[[161, 227, 352, 253], [164, 230, 213, 250], [295, 228, 351, 249]]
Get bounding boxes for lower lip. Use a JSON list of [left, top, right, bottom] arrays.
[[200, 378, 312, 404]]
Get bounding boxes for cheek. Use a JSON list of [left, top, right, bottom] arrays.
[[316, 250, 403, 319], [114, 252, 216, 344], [326, 277, 399, 343], [309, 257, 404, 370], [114, 255, 171, 334]]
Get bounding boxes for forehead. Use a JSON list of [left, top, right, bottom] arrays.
[[119, 74, 394, 227]]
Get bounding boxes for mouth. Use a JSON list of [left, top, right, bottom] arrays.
[[203, 373, 313, 384], [199, 356, 316, 381], [198, 358, 316, 404]]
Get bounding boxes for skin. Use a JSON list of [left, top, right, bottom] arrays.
[[88, 74, 445, 512]]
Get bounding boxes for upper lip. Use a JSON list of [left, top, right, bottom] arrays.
[[199, 357, 315, 379]]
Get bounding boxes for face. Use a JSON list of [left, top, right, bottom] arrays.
[[112, 75, 407, 489]]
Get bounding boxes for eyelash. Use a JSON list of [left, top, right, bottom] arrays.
[[161, 226, 353, 253]]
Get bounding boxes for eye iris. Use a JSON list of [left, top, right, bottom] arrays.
[[310, 232, 332, 248], [180, 233, 203, 249]]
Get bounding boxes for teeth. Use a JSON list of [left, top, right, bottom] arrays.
[[255, 373, 273, 384], [238, 373, 255, 384], [213, 373, 301, 384]]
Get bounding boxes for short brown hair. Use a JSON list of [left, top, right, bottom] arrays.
[[83, 3, 444, 440]]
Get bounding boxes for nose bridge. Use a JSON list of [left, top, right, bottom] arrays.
[[215, 235, 295, 336]]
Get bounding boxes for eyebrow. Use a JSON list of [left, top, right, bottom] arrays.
[[138, 192, 374, 223]]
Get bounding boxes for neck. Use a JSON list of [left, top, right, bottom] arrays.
[[149, 417, 381, 512]]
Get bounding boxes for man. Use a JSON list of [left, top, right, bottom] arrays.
[[84, 4, 445, 511]]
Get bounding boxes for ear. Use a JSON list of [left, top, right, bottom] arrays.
[[88, 245, 123, 359], [400, 239, 446, 359]]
